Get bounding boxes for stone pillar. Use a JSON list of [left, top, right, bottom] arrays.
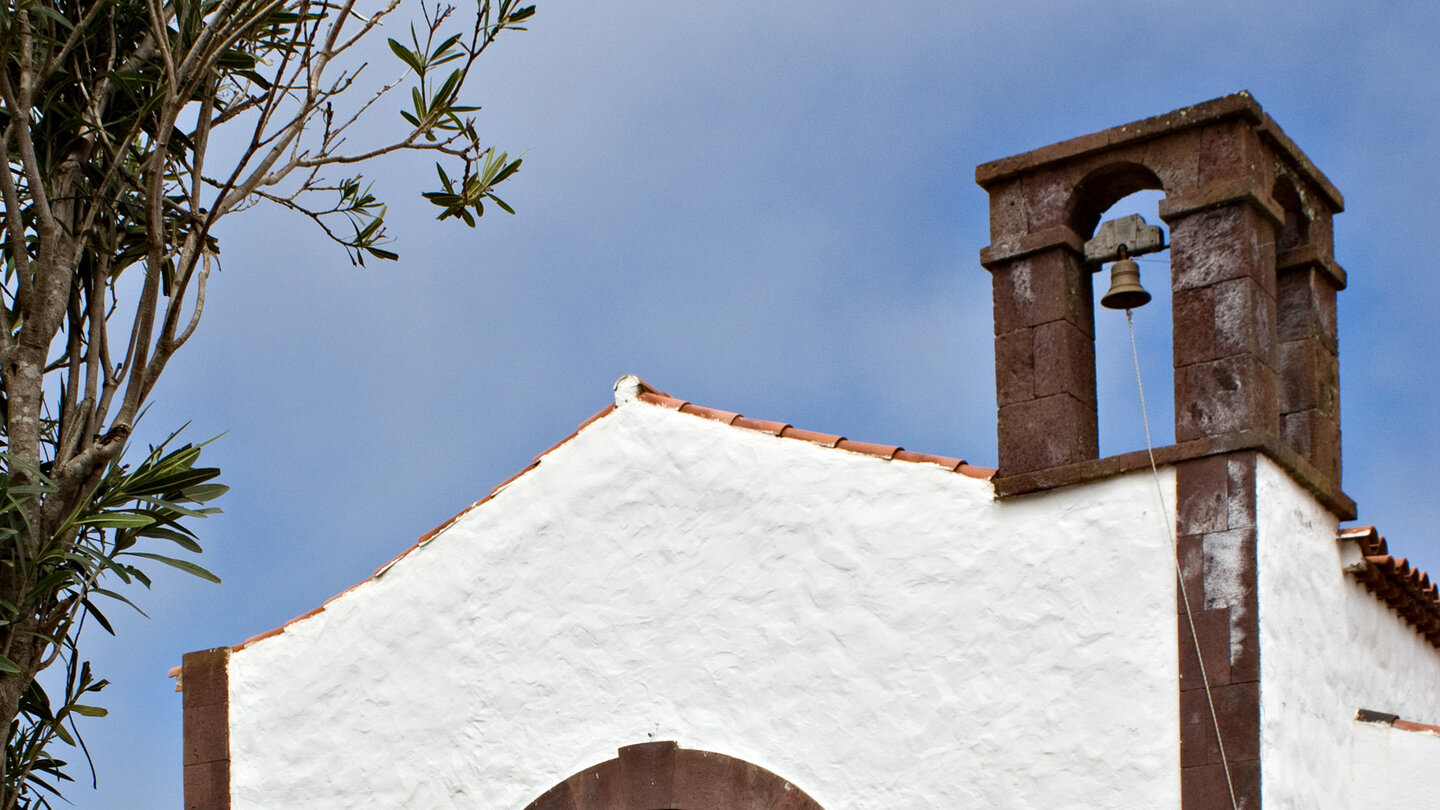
[[1163, 196, 1281, 445], [983, 221, 1098, 476], [1276, 243, 1345, 486]]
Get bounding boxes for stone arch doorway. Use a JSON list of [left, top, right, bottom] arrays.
[[523, 741, 827, 810]]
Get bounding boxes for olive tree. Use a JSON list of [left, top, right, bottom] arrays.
[[0, 0, 531, 803]]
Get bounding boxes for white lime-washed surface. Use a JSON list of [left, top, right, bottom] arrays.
[[226, 381, 1181, 809], [1256, 456, 1440, 808]]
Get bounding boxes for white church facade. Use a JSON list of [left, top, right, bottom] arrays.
[[176, 94, 1440, 809]]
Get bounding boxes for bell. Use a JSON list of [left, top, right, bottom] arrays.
[[1100, 254, 1151, 310]]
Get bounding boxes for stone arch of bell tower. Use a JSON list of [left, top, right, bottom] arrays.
[[976, 92, 1350, 517]]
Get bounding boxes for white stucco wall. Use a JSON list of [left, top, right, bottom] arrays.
[[1256, 456, 1440, 808], [225, 391, 1181, 809], [1350, 720, 1440, 805]]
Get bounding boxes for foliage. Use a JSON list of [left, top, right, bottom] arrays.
[[0, 0, 534, 803]]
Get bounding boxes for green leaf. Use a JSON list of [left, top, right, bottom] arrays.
[[388, 38, 423, 73], [431, 33, 463, 60], [77, 513, 156, 529], [179, 483, 229, 504], [123, 553, 221, 584], [90, 588, 150, 619], [68, 705, 108, 718], [136, 526, 204, 553], [0, 654, 20, 674]]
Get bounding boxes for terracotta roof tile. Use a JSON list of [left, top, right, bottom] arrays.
[[731, 416, 789, 435], [623, 379, 995, 478], [677, 402, 741, 425], [637, 391, 685, 410], [835, 439, 902, 460], [1343, 526, 1440, 650], [779, 426, 845, 448], [893, 449, 965, 471], [622, 378, 996, 477], [201, 376, 994, 660]]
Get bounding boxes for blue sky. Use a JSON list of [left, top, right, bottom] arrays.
[[66, 1, 1440, 806]]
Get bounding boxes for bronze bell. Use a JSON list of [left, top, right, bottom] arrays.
[[1100, 246, 1151, 310]]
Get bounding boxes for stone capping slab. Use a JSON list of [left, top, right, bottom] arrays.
[[977, 94, 1263, 186], [992, 428, 1356, 520], [975, 92, 1343, 211], [979, 224, 1086, 270], [1277, 243, 1348, 290], [1156, 177, 1287, 227]]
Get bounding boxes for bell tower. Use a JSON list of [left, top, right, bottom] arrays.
[[976, 92, 1349, 511], [976, 93, 1354, 809]]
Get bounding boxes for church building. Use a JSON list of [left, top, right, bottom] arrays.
[[176, 93, 1440, 809]]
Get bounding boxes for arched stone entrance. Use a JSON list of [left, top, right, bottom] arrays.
[[523, 741, 826, 810]]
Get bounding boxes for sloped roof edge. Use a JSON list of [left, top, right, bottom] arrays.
[[616, 375, 994, 479], [171, 375, 994, 675], [1342, 526, 1440, 652]]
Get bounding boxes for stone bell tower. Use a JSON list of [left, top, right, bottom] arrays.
[[976, 93, 1354, 809]]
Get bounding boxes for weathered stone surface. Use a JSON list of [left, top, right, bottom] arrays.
[[997, 394, 1097, 475], [1175, 354, 1280, 442]]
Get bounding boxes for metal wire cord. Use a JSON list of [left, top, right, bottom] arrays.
[[1125, 308, 1239, 810]]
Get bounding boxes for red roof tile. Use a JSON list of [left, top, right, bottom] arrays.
[[1342, 526, 1440, 650], [631, 380, 992, 477], [186, 376, 994, 664]]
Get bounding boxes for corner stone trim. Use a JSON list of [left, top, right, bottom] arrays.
[[181, 647, 231, 810], [523, 741, 827, 810]]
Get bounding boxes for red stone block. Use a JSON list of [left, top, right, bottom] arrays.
[[1177, 455, 1230, 535], [1198, 118, 1264, 189], [184, 760, 230, 810], [1174, 354, 1279, 441], [997, 394, 1097, 475], [1021, 170, 1073, 231], [994, 328, 1036, 407], [182, 648, 230, 710], [1172, 286, 1218, 368], [1178, 607, 1233, 689], [1224, 455, 1257, 531], [1033, 319, 1096, 408], [619, 741, 676, 808], [990, 249, 1092, 335], [1168, 204, 1274, 293], [1177, 533, 1207, 614], [986, 178, 1030, 242]]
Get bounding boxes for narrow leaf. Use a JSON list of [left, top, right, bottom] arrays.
[[123, 553, 221, 584]]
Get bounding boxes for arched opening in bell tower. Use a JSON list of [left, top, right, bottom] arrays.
[[1089, 188, 1174, 456], [1069, 162, 1174, 458]]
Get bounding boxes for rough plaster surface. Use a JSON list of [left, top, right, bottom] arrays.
[[1256, 456, 1440, 808], [1350, 721, 1440, 804], [226, 396, 1181, 808]]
